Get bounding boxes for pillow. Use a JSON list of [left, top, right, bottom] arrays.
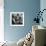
[[17, 37, 25, 46], [1, 41, 17, 46]]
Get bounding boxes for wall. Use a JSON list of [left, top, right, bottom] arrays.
[[40, 0, 46, 27], [4, 0, 40, 42]]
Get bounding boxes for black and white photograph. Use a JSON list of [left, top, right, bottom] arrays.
[[10, 12, 24, 26]]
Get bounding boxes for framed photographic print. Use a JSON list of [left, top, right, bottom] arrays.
[[10, 12, 24, 26]]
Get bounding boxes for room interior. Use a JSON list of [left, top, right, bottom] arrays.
[[0, 0, 46, 46]]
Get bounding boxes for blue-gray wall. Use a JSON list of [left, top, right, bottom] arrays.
[[40, 0, 46, 27], [4, 0, 40, 42]]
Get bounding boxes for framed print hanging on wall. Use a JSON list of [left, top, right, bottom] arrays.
[[10, 12, 24, 26]]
